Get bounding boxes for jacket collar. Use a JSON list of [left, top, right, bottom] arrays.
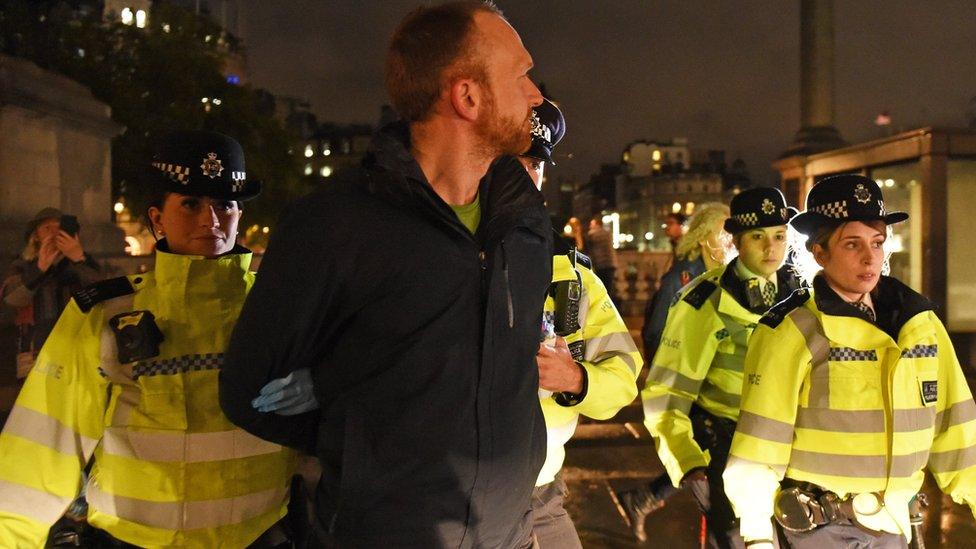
[[720, 258, 802, 315], [812, 275, 935, 347], [363, 122, 546, 243], [153, 241, 251, 300]]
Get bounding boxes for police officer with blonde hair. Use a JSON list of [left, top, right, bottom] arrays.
[[725, 174, 976, 548], [638, 187, 803, 547]]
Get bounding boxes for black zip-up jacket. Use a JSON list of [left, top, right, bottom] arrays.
[[220, 123, 553, 548]]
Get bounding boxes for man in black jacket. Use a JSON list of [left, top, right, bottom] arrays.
[[219, 2, 551, 547]]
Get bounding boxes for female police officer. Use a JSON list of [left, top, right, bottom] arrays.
[[724, 174, 976, 548], [0, 131, 296, 547], [639, 187, 803, 548]]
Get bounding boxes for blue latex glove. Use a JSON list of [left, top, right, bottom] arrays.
[[251, 368, 319, 415]]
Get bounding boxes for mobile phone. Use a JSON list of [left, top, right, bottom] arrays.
[[60, 215, 80, 236]]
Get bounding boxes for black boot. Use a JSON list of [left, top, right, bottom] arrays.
[[618, 486, 665, 542]]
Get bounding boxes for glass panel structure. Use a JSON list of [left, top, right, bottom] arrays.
[[947, 159, 976, 330], [869, 163, 922, 292]]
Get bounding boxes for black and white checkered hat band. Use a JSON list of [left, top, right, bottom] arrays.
[[152, 162, 191, 184], [810, 200, 848, 219], [231, 171, 246, 181], [733, 213, 759, 227]]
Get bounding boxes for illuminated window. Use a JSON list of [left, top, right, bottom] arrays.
[[120, 8, 134, 25], [323, 146, 331, 156], [135, 9, 147, 28], [672, 202, 681, 213], [304, 164, 313, 176], [652, 150, 662, 161], [685, 202, 695, 215], [320, 166, 333, 178], [304, 145, 314, 158]]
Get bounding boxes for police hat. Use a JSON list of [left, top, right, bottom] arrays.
[[789, 174, 908, 236], [149, 130, 261, 201], [524, 98, 566, 165], [723, 187, 798, 234]]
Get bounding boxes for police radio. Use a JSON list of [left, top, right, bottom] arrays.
[[551, 250, 582, 337]]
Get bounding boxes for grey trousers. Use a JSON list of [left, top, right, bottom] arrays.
[[782, 520, 908, 549], [530, 476, 582, 549]]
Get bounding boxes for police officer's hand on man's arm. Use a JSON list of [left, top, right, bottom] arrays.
[[251, 368, 319, 416], [537, 336, 584, 393]]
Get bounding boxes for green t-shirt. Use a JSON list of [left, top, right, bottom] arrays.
[[449, 194, 481, 234]]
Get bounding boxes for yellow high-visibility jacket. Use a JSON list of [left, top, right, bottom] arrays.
[[641, 261, 801, 485], [725, 276, 976, 543], [0, 247, 296, 548], [536, 252, 642, 486]]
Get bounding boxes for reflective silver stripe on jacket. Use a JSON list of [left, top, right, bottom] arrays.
[[789, 307, 830, 407], [87, 482, 288, 530], [2, 405, 99, 460]]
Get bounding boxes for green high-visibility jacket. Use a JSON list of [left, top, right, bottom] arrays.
[[0, 246, 296, 548], [641, 260, 801, 485], [537, 252, 642, 486], [725, 276, 976, 543]]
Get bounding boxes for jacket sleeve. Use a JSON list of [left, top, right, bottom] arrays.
[[641, 269, 683, 356], [220, 199, 339, 454], [724, 317, 810, 542], [62, 255, 103, 287], [926, 314, 976, 518], [640, 288, 721, 485], [0, 299, 107, 546], [569, 266, 642, 419], [2, 259, 35, 308]]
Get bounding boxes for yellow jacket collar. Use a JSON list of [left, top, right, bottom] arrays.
[[154, 242, 252, 299], [551, 254, 579, 283]]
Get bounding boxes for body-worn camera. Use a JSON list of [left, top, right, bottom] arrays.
[[110, 311, 164, 364]]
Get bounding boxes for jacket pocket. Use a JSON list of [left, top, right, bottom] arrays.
[[105, 379, 188, 432]]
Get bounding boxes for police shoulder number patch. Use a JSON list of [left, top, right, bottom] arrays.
[[73, 276, 136, 313], [682, 280, 718, 310], [760, 288, 811, 328]]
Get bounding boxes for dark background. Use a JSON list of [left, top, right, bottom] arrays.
[[241, 0, 976, 186]]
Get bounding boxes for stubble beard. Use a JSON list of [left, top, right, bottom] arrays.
[[474, 91, 532, 161]]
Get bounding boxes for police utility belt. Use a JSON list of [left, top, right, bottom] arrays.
[[774, 479, 886, 535]]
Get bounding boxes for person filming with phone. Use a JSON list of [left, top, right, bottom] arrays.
[[2, 207, 103, 381]]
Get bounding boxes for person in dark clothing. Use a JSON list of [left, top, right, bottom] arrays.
[[586, 215, 618, 302], [219, 3, 551, 548], [1, 207, 102, 380], [664, 212, 687, 253], [640, 202, 731, 357]]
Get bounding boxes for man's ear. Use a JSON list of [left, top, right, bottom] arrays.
[[449, 77, 483, 122]]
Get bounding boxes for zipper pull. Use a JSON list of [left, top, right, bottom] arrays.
[[479, 250, 486, 269]]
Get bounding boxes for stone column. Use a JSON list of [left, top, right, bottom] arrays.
[[783, 0, 846, 157], [0, 54, 124, 259]]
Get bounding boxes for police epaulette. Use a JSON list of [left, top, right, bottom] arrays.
[[682, 280, 718, 309], [574, 250, 592, 270], [73, 276, 136, 313], [759, 288, 811, 328]]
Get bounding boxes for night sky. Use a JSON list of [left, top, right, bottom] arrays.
[[240, 1, 976, 187]]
